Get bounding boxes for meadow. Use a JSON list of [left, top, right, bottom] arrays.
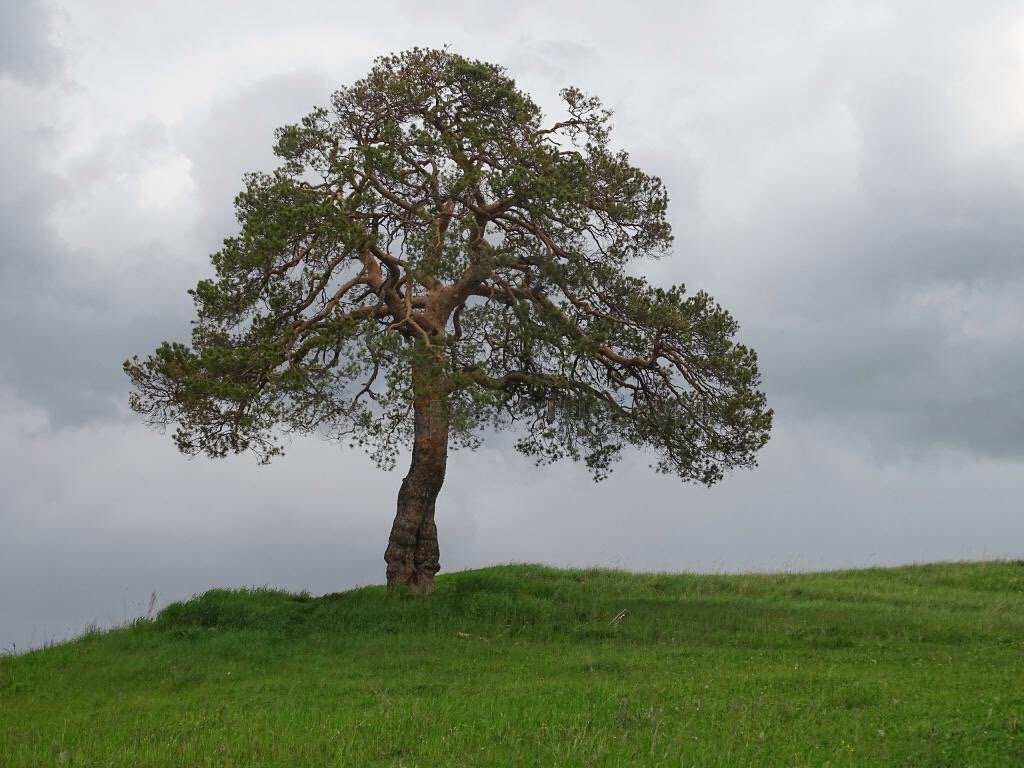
[[1, 562, 1022, 766]]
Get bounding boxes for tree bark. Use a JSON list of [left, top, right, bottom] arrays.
[[384, 365, 449, 593]]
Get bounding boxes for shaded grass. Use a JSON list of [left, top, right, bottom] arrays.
[[2, 562, 1023, 766]]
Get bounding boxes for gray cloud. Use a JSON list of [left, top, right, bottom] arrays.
[[0, 62, 332, 427], [709, 56, 1024, 459], [181, 70, 336, 249], [0, 109, 193, 425], [0, 0, 62, 85]]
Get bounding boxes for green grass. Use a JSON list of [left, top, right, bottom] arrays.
[[2, 562, 1023, 766]]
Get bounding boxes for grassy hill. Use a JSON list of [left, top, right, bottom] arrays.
[[1, 562, 1023, 767]]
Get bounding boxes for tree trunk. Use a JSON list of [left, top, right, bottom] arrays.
[[384, 366, 449, 593]]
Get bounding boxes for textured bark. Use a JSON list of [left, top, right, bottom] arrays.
[[385, 366, 448, 593]]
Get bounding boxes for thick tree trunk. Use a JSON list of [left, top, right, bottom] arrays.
[[384, 367, 449, 593]]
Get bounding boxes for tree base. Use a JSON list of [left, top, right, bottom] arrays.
[[384, 528, 439, 595], [386, 569, 436, 595]]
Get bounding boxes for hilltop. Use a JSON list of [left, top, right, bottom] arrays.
[[1, 563, 1023, 766]]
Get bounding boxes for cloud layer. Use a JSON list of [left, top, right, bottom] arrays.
[[2, 0, 1023, 650]]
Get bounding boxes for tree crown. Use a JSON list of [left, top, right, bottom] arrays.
[[125, 47, 772, 483]]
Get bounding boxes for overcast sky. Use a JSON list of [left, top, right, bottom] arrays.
[[2, 0, 1023, 651]]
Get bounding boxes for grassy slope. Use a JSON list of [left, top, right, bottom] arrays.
[[1, 563, 1023, 767]]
